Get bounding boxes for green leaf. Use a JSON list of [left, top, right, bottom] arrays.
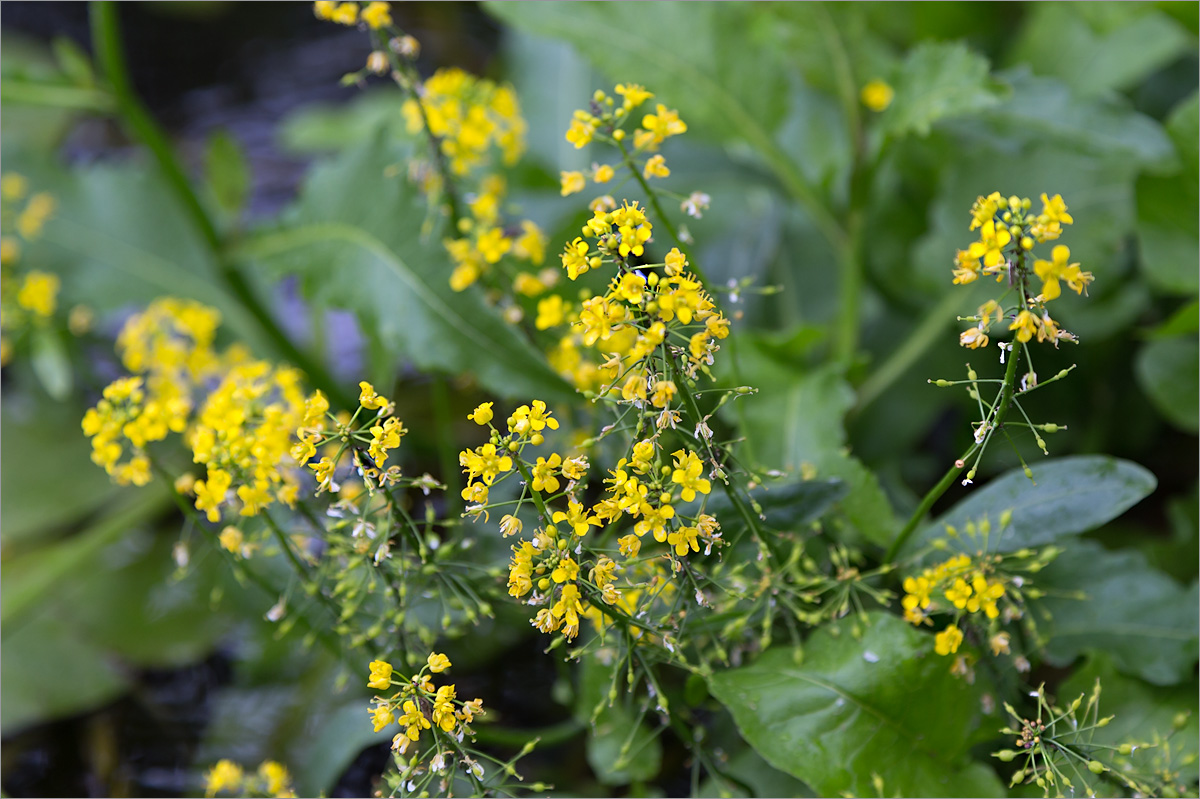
[[205, 128, 250, 216], [29, 324, 71, 400], [1136, 93, 1199, 295], [486, 2, 791, 144], [1, 610, 130, 734], [288, 698, 392, 796], [1136, 336, 1199, 433], [236, 135, 574, 403], [972, 69, 1176, 170], [708, 612, 1004, 797], [698, 744, 815, 799], [704, 478, 848, 532], [716, 333, 895, 545], [0, 404, 123, 545], [879, 41, 1005, 138], [51, 36, 95, 89], [1007, 3, 1193, 97], [278, 88, 406, 155], [904, 456, 1158, 555], [1038, 539, 1199, 685]]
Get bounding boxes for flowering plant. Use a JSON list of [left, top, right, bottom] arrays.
[[1, 3, 1195, 798]]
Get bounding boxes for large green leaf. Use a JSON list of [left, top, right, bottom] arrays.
[[879, 41, 1005, 138], [1007, 3, 1193, 98], [236, 136, 574, 403], [717, 332, 895, 545], [1136, 336, 1200, 433], [1136, 93, 1199, 295], [486, 2, 791, 144], [903, 456, 1157, 555], [705, 478, 847, 534], [576, 655, 662, 786], [708, 612, 1004, 797], [1037, 539, 1199, 685]]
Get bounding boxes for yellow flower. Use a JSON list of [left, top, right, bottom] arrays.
[[901, 576, 933, 612], [370, 703, 395, 733], [560, 170, 585, 196], [205, 760, 244, 797], [218, 526, 244, 555], [969, 192, 1003, 231], [565, 116, 595, 149], [670, 449, 711, 502], [551, 556, 579, 584], [257, 761, 292, 797], [643, 154, 670, 179], [1009, 309, 1039, 344], [967, 220, 1011, 269], [310, 456, 337, 488], [16, 271, 60, 318], [666, 525, 700, 556], [535, 295, 568, 330], [499, 514, 522, 537], [1033, 245, 1092, 301], [531, 453, 563, 494], [427, 652, 451, 673], [934, 625, 964, 656], [1031, 193, 1073, 242], [468, 402, 494, 425], [507, 400, 559, 436], [368, 659, 394, 690], [959, 327, 989, 349], [397, 699, 430, 740], [945, 578, 973, 609], [560, 237, 592, 281], [358, 381, 389, 410], [615, 83, 653, 109], [593, 164, 615, 183], [640, 104, 687, 147], [361, 1, 391, 28], [552, 499, 599, 536], [195, 468, 233, 523], [331, 2, 358, 25], [860, 79, 894, 112]]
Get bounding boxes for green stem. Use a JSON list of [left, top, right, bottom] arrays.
[[884, 329, 1023, 562], [89, 1, 352, 410], [0, 79, 115, 112], [616, 140, 712, 290], [833, 210, 864, 366], [512, 456, 554, 527]]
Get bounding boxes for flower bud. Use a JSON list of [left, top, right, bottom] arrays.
[[1088, 760, 1105, 774], [995, 749, 1018, 762]]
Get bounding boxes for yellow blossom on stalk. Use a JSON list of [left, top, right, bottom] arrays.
[[666, 525, 700, 556], [195, 468, 233, 522], [536, 294, 568, 330], [593, 163, 615, 183], [507, 400, 559, 436], [671, 449, 711, 502], [427, 652, 451, 673], [1033, 245, 1092, 301], [552, 500, 600, 536], [507, 540, 535, 596], [460, 442, 512, 484], [468, 402, 494, 425], [1009, 309, 1039, 344], [397, 699, 430, 740], [639, 104, 687, 148], [902, 576, 933, 614], [218, 526, 244, 555], [358, 381, 389, 410], [560, 170, 585, 196], [561, 237, 593, 280], [968, 219, 1010, 269], [643, 154, 670, 179], [967, 574, 1005, 618], [16, 271, 59, 317], [951, 249, 981, 286], [959, 327, 989, 349], [1030, 193, 1073, 242], [566, 113, 597, 149], [860, 79, 894, 112], [371, 703, 395, 733], [258, 761, 293, 798], [310, 456, 337, 489], [615, 83, 653, 109], [551, 582, 584, 639], [367, 417, 406, 468], [205, 760, 243, 797], [368, 659, 394, 690], [934, 625, 964, 656], [551, 556, 579, 584], [532, 453, 563, 493], [970, 192, 1003, 231], [499, 514, 522, 537], [360, 0, 391, 28], [16, 192, 55, 239], [945, 578, 973, 609], [431, 684, 457, 731]]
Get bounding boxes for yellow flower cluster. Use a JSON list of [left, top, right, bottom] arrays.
[[954, 192, 1092, 350], [82, 298, 323, 526], [559, 84, 686, 200], [902, 551, 1006, 638], [0, 173, 60, 363], [367, 654, 484, 756], [403, 67, 526, 178], [204, 758, 297, 798], [313, 1, 392, 29], [443, 175, 547, 292]]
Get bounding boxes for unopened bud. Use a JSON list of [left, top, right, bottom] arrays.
[[967, 367, 977, 381], [934, 379, 953, 387], [1023, 465, 1034, 480], [995, 749, 1018, 762], [1088, 760, 1105, 774], [531, 433, 544, 446]]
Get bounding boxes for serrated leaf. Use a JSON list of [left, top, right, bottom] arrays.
[[880, 41, 1005, 138], [904, 456, 1157, 555], [236, 135, 575, 403], [1136, 336, 1199, 433], [1038, 539, 1199, 685], [708, 612, 1004, 797], [1007, 3, 1192, 97]]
